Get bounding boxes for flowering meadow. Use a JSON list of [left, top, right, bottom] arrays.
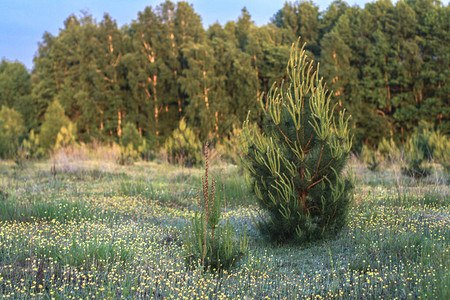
[[0, 159, 448, 299]]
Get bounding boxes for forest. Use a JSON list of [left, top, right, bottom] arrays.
[[0, 0, 448, 159]]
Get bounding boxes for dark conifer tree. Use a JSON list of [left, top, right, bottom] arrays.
[[319, 0, 348, 38], [206, 23, 259, 136], [0, 60, 33, 130], [32, 32, 59, 126], [179, 41, 219, 139], [413, 0, 450, 134], [94, 13, 127, 140], [130, 6, 162, 139], [272, 1, 320, 57]]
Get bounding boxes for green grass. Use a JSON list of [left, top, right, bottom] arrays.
[[0, 159, 448, 299], [212, 167, 255, 208], [0, 193, 95, 222]]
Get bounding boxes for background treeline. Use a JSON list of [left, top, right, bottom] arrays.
[[0, 0, 448, 158]]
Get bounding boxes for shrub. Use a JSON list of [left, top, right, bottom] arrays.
[[21, 129, 44, 159], [428, 130, 450, 171], [117, 144, 137, 166], [182, 145, 248, 271], [402, 130, 432, 178], [218, 124, 243, 166], [165, 118, 202, 167], [40, 100, 71, 151], [54, 122, 77, 150], [360, 144, 381, 172], [378, 137, 398, 161], [241, 40, 353, 244], [116, 122, 142, 165], [0, 106, 25, 158], [121, 122, 141, 151], [402, 122, 450, 177]]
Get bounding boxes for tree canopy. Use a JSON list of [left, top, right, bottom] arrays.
[[0, 0, 447, 152]]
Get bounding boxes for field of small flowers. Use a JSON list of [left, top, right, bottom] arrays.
[[0, 159, 448, 299]]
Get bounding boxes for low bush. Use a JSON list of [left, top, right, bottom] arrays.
[[360, 144, 382, 172], [165, 118, 202, 167], [0, 105, 25, 158], [428, 129, 450, 171], [402, 131, 431, 178]]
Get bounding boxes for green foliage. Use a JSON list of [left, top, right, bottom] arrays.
[[360, 145, 382, 172], [402, 131, 431, 178], [39, 100, 71, 151], [21, 129, 44, 159], [0, 106, 25, 158], [183, 146, 247, 271], [428, 130, 450, 170], [378, 137, 398, 161], [402, 123, 450, 176], [137, 139, 155, 161], [121, 122, 142, 151], [54, 122, 77, 150], [217, 124, 243, 166], [165, 118, 202, 167], [120, 122, 156, 161], [13, 146, 27, 169], [10, 0, 445, 152], [360, 137, 399, 172], [117, 144, 138, 166], [0, 59, 33, 130], [241, 40, 353, 244]]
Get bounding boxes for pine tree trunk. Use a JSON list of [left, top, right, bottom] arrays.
[[117, 110, 122, 137], [100, 110, 104, 132], [254, 54, 260, 102], [153, 74, 159, 135], [203, 70, 209, 109], [142, 40, 159, 136]]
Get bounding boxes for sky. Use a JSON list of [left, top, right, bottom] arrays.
[[0, 0, 423, 70]]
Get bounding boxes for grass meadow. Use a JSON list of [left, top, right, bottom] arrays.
[[0, 152, 448, 299]]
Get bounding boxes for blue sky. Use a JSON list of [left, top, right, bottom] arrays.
[[0, 0, 418, 70]]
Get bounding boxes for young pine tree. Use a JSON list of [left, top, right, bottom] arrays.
[[39, 100, 71, 151], [117, 122, 142, 165], [120, 122, 142, 151], [241, 40, 353, 244], [54, 123, 77, 150], [165, 118, 202, 167]]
